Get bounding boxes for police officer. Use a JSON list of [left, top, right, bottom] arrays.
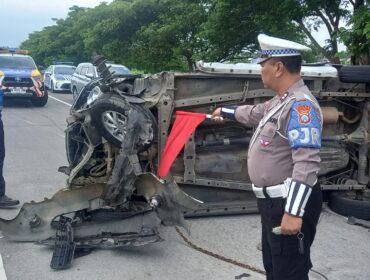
[[0, 88, 20, 207], [212, 34, 322, 280]]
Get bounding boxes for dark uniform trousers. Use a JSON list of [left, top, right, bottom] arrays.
[[257, 182, 322, 280], [0, 112, 5, 196]]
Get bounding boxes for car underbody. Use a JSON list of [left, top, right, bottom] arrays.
[[1, 56, 370, 269]]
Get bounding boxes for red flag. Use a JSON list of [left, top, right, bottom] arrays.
[[157, 111, 206, 177]]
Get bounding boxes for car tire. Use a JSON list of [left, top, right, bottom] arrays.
[[90, 95, 156, 149], [328, 191, 370, 220], [339, 65, 370, 84], [31, 92, 48, 107]]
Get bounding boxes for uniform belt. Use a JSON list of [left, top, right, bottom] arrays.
[[252, 178, 292, 199]]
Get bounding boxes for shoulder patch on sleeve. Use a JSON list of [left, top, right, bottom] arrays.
[[287, 100, 321, 149]]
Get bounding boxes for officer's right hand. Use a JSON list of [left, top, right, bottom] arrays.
[[211, 108, 224, 122], [280, 213, 302, 235]]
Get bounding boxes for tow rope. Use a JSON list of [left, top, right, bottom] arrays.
[[175, 226, 266, 276], [175, 226, 329, 279]]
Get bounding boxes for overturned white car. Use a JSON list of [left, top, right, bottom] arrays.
[[1, 55, 370, 269]]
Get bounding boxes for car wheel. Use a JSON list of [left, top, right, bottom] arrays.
[[90, 95, 156, 149], [44, 85, 48, 94], [328, 191, 370, 220], [72, 87, 79, 100], [31, 92, 48, 107], [339, 65, 370, 83]]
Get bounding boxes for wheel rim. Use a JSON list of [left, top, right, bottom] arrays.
[[101, 110, 127, 142]]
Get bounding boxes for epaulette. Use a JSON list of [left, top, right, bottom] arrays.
[[292, 91, 307, 101]]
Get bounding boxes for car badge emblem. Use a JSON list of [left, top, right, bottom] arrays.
[[15, 77, 21, 82]]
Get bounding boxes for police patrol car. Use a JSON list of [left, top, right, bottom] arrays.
[[0, 47, 47, 107], [43, 62, 76, 93]]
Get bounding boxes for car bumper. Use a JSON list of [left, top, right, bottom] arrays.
[[54, 81, 71, 91], [2, 87, 44, 98]]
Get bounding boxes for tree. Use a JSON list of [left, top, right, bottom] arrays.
[[199, 0, 304, 63], [21, 6, 92, 66], [280, 0, 370, 64], [339, 0, 370, 64], [127, 0, 209, 72], [20, 0, 368, 72]]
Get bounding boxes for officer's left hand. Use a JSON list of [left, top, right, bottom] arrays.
[[280, 213, 302, 235]]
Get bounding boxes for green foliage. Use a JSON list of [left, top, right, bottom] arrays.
[[20, 0, 369, 72], [339, 4, 370, 64], [126, 0, 212, 72], [277, 0, 353, 63], [21, 6, 92, 66]]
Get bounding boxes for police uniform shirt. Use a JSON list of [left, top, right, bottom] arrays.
[[235, 79, 322, 188]]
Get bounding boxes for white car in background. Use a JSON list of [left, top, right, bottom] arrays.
[[44, 64, 76, 93], [70, 62, 131, 99]]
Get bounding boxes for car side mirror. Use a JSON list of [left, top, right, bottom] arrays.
[[85, 73, 94, 79], [44, 71, 51, 75]]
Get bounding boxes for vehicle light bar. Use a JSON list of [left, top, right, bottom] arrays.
[[0, 47, 30, 54]]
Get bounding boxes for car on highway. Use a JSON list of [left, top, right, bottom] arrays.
[[70, 62, 131, 99], [43, 63, 76, 93], [0, 48, 47, 107], [1, 55, 370, 269]]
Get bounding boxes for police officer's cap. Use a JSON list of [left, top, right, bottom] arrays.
[[257, 34, 311, 64]]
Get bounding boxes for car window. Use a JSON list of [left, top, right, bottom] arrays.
[[54, 66, 76, 75], [75, 65, 82, 75], [81, 66, 89, 75], [109, 65, 131, 75], [0, 55, 37, 69], [87, 66, 95, 76]]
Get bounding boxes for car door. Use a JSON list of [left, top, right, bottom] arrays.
[[70, 65, 81, 94], [76, 66, 90, 94], [43, 66, 53, 88]]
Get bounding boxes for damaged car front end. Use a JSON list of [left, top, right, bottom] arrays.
[[0, 56, 204, 269]]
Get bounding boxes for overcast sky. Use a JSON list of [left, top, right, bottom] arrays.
[[0, 0, 113, 47]]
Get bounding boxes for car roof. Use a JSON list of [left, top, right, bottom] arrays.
[[76, 62, 128, 68], [109, 63, 129, 69], [196, 61, 338, 78], [51, 61, 74, 65], [0, 53, 32, 58], [77, 62, 93, 67], [53, 64, 76, 68]]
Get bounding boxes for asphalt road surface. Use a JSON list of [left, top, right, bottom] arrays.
[[0, 92, 369, 280]]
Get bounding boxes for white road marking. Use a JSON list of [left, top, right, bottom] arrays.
[[23, 120, 36, 125], [0, 253, 7, 280], [48, 95, 72, 107]]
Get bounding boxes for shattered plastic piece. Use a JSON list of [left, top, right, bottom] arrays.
[[50, 216, 76, 270]]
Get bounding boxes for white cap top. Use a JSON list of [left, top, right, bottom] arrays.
[[257, 34, 310, 63]]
